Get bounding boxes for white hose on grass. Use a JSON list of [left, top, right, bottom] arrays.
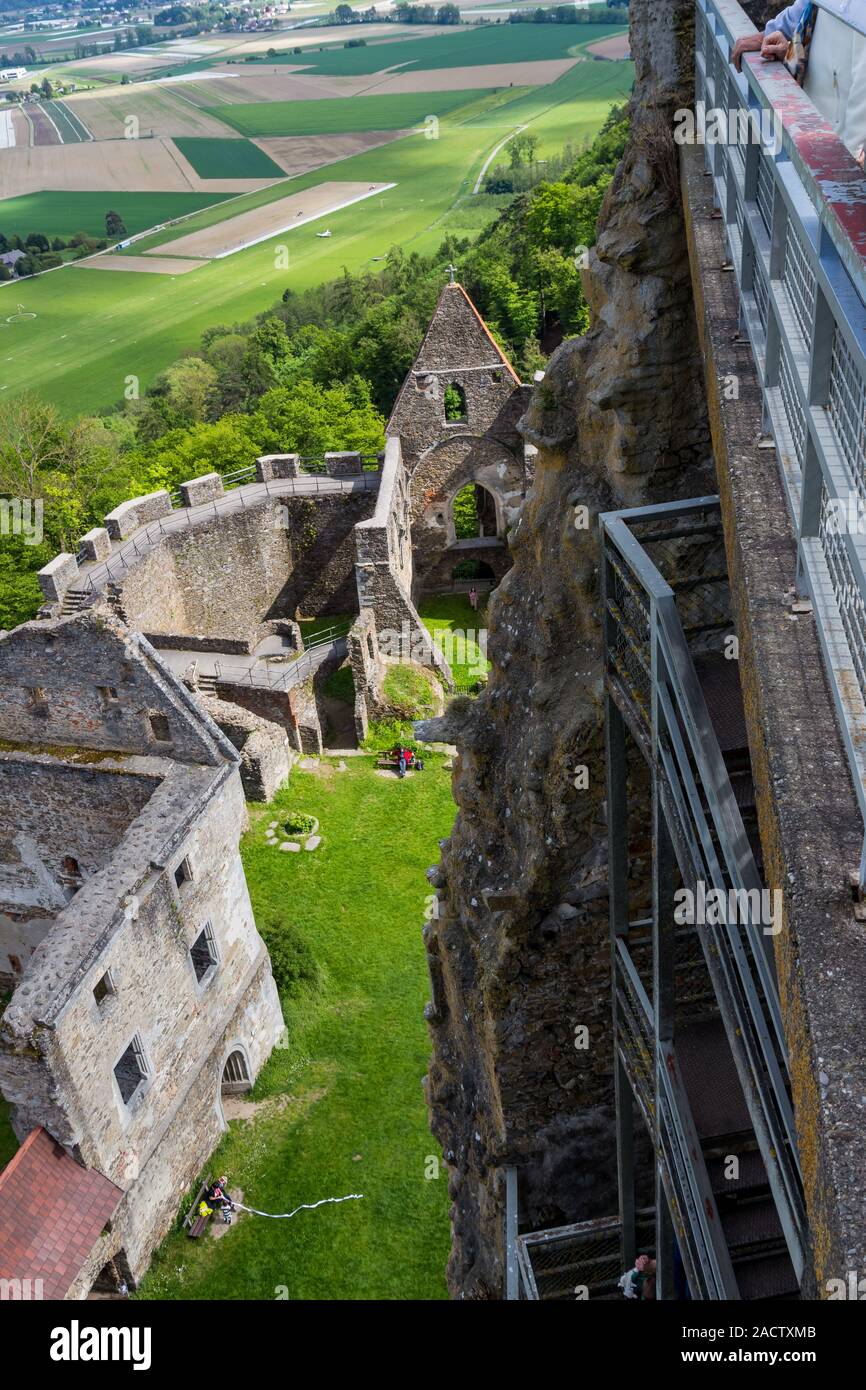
[[232, 1193, 364, 1220]]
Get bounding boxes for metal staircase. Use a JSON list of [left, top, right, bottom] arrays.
[[600, 496, 809, 1299]]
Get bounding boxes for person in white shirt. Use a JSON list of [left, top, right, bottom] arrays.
[[731, 1, 866, 165]]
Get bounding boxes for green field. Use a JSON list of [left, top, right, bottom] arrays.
[[138, 755, 454, 1301], [173, 137, 286, 180], [211, 87, 489, 138], [264, 21, 625, 75], [0, 189, 236, 241], [0, 62, 633, 415]]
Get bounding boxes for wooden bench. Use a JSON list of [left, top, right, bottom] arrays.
[[183, 1174, 213, 1239], [375, 753, 425, 772]]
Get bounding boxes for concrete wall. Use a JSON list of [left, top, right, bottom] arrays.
[[112, 493, 375, 648], [199, 693, 293, 802], [386, 283, 531, 591]]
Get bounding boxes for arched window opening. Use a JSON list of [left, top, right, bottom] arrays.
[[443, 382, 467, 424], [221, 1049, 251, 1095]]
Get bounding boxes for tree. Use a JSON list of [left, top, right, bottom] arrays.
[[40, 77, 53, 99], [105, 210, 128, 239], [254, 378, 385, 458], [335, 2, 354, 19], [436, 2, 460, 21]]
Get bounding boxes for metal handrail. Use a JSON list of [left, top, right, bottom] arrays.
[[601, 496, 808, 1288], [204, 631, 349, 694], [614, 936, 739, 1298], [696, 0, 866, 880], [75, 473, 380, 595]]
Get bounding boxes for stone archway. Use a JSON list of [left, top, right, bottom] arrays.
[[450, 480, 503, 544], [411, 434, 526, 591]]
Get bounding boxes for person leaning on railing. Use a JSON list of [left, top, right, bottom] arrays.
[[731, 0, 866, 167]]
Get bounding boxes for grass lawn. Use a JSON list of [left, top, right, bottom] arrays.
[[173, 137, 286, 180], [420, 594, 490, 687], [0, 189, 236, 242], [0, 67, 631, 415], [251, 21, 626, 75], [137, 755, 454, 1300], [210, 88, 489, 138]]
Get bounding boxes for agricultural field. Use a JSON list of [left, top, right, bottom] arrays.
[[210, 88, 490, 138], [0, 189, 236, 241], [0, 29, 632, 415], [257, 20, 624, 74], [173, 137, 286, 180]]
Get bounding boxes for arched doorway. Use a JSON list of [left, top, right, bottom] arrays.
[[221, 1048, 251, 1095], [452, 482, 500, 540], [452, 559, 496, 585]]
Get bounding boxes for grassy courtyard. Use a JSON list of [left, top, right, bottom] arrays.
[[138, 752, 455, 1300]]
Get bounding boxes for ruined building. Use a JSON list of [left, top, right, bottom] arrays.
[[0, 613, 284, 1295], [0, 282, 533, 1296], [420, 0, 866, 1301]]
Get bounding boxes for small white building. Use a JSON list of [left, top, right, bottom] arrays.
[[0, 68, 27, 84]]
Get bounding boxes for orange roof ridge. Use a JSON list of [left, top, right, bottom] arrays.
[[451, 282, 521, 384]]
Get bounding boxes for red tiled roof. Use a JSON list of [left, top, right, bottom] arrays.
[[0, 1127, 123, 1299]]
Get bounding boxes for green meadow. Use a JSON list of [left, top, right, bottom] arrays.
[[211, 88, 489, 138], [173, 137, 286, 180], [0, 62, 633, 416], [0, 190, 236, 242], [138, 756, 454, 1301]]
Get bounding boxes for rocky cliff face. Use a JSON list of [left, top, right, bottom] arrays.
[[423, 0, 717, 1297]]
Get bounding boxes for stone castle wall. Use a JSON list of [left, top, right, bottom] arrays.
[[112, 492, 375, 647]]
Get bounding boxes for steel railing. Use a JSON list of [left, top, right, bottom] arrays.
[[70, 470, 381, 597], [695, 0, 866, 879], [210, 625, 351, 694], [601, 495, 809, 1294]]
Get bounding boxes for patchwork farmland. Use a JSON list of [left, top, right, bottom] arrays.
[[0, 20, 632, 410]]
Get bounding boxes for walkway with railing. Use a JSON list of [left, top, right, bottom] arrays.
[[70, 462, 381, 599], [601, 496, 807, 1299], [160, 623, 351, 697], [695, 0, 866, 877]]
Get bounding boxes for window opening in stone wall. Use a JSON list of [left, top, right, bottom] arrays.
[[114, 1035, 147, 1106], [444, 383, 467, 423], [190, 923, 218, 984]]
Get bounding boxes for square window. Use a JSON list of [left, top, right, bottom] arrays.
[[174, 857, 193, 891], [149, 713, 171, 742], [190, 924, 217, 984], [114, 1036, 147, 1106], [28, 687, 49, 717], [93, 971, 116, 1006]]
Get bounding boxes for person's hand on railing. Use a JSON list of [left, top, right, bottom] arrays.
[[732, 33, 762, 70], [732, 30, 787, 71], [761, 29, 789, 62]]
